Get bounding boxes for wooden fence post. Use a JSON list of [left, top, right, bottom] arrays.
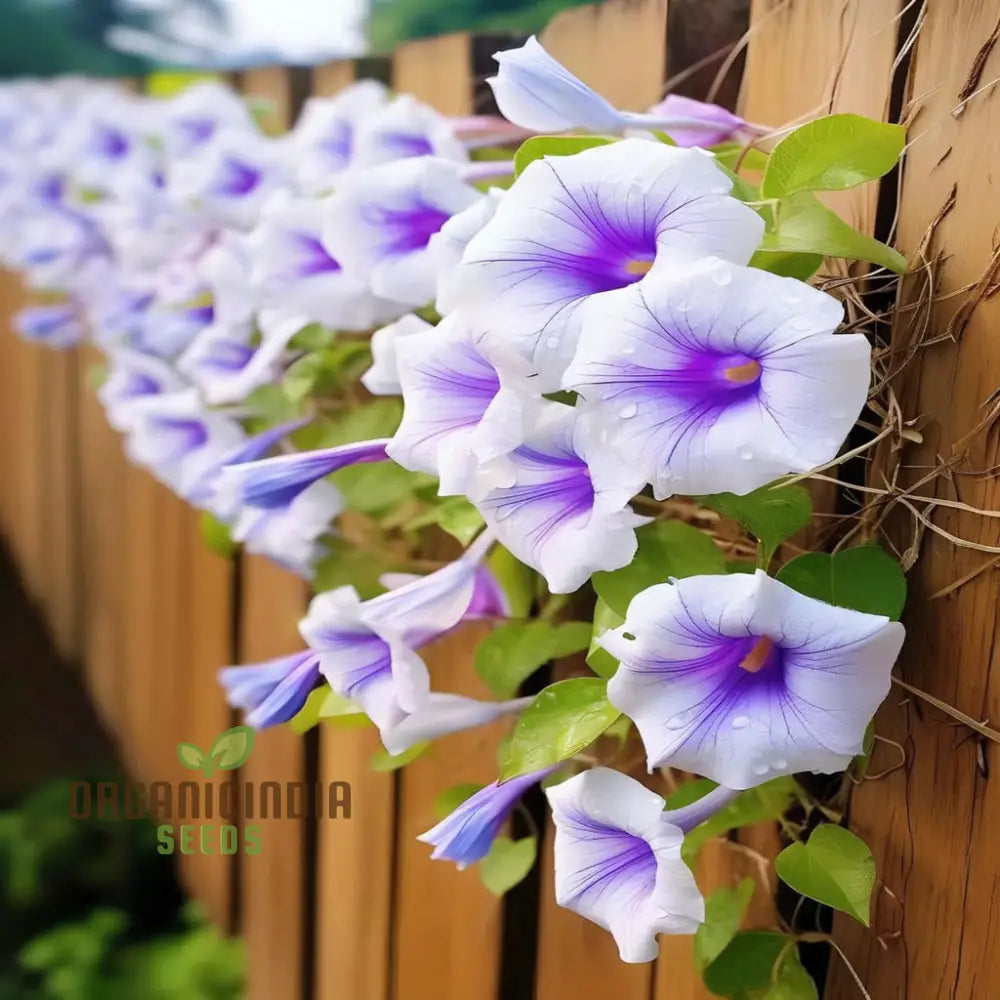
[[828, 1, 1000, 996], [307, 58, 397, 1000]]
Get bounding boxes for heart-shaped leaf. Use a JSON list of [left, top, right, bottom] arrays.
[[479, 835, 538, 896]]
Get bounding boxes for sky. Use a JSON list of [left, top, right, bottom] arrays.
[[111, 0, 370, 65]]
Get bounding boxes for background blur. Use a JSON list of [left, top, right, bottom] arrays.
[[0, 0, 596, 76]]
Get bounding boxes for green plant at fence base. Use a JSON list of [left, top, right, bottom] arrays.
[[2, 37, 925, 998]]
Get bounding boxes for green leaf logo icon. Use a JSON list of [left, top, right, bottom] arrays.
[[210, 726, 255, 772], [177, 742, 209, 774]]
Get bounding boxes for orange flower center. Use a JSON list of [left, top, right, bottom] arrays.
[[624, 258, 654, 276], [723, 359, 763, 385], [739, 636, 774, 674]]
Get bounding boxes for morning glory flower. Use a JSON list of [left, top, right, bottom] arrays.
[[98, 349, 198, 432], [429, 186, 504, 306], [443, 138, 764, 385], [202, 231, 257, 330], [125, 401, 247, 500], [489, 36, 759, 141], [645, 94, 758, 148], [249, 190, 397, 332], [219, 651, 321, 729], [177, 315, 300, 406], [351, 94, 468, 168], [418, 766, 554, 867], [565, 256, 866, 497], [323, 156, 482, 309], [14, 302, 84, 348], [546, 768, 705, 963], [167, 126, 287, 229], [383, 693, 531, 756], [602, 571, 906, 789], [386, 313, 541, 498], [472, 404, 648, 593], [288, 81, 389, 193], [361, 313, 433, 395], [298, 531, 494, 735], [158, 80, 256, 158], [218, 438, 390, 510]]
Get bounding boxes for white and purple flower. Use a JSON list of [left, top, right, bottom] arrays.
[[565, 256, 867, 497], [219, 651, 322, 729], [602, 571, 906, 789]]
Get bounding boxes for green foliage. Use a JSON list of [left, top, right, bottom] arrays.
[[673, 777, 799, 863], [513, 135, 615, 176], [761, 114, 905, 199], [479, 835, 537, 896], [777, 544, 907, 619], [699, 484, 812, 567], [749, 250, 823, 281], [499, 678, 620, 781], [702, 930, 789, 997], [694, 879, 755, 971], [774, 824, 876, 925], [763, 949, 820, 1000], [369, 0, 595, 50], [283, 344, 372, 402], [586, 598, 625, 679], [370, 742, 430, 771], [487, 546, 537, 619], [433, 783, 484, 819], [407, 496, 485, 546], [312, 538, 394, 600], [198, 512, 237, 559], [593, 520, 727, 617], [761, 191, 907, 273], [475, 621, 592, 697]]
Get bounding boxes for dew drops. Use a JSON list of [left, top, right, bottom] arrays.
[[712, 269, 733, 286], [731, 715, 750, 730], [753, 762, 771, 776], [621, 344, 636, 356], [619, 402, 638, 419], [772, 757, 788, 770], [545, 336, 560, 349], [738, 445, 754, 461], [711, 183, 729, 194]]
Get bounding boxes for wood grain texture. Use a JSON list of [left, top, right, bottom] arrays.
[[238, 554, 308, 1000], [311, 60, 359, 97], [828, 2, 1000, 997]]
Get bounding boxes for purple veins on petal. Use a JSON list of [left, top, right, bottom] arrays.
[[219, 650, 321, 729]]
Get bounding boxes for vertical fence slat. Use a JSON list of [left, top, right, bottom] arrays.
[[309, 58, 398, 1000], [235, 64, 310, 1000], [829, 1, 1000, 996]]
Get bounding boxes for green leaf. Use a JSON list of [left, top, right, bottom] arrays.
[[699, 484, 812, 566], [777, 544, 906, 620], [283, 347, 366, 402], [433, 783, 484, 820], [210, 726, 255, 770], [703, 930, 789, 997], [749, 249, 823, 281], [177, 743, 208, 772], [476, 621, 592, 698], [243, 383, 303, 429], [289, 322, 336, 351], [370, 741, 429, 771], [763, 949, 820, 1000], [761, 113, 905, 199], [762, 191, 907, 273], [408, 496, 485, 546], [317, 398, 403, 445], [487, 546, 537, 619], [288, 687, 329, 734], [199, 511, 237, 558], [499, 678, 620, 781], [683, 777, 798, 862], [593, 520, 727, 616], [711, 141, 769, 173], [695, 879, 755, 971], [313, 538, 393, 600], [587, 598, 625, 679], [319, 688, 366, 721], [333, 461, 436, 516], [87, 361, 108, 391], [514, 135, 614, 176], [774, 823, 875, 925], [479, 835, 538, 896]]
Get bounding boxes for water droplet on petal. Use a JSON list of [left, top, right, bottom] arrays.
[[772, 757, 788, 770], [621, 344, 636, 356], [619, 402, 638, 419], [738, 446, 754, 461], [712, 269, 732, 286], [753, 762, 771, 776], [711, 183, 729, 194], [731, 715, 750, 730], [546, 336, 560, 349]]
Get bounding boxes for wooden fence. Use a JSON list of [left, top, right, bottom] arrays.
[[1, 0, 999, 997]]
